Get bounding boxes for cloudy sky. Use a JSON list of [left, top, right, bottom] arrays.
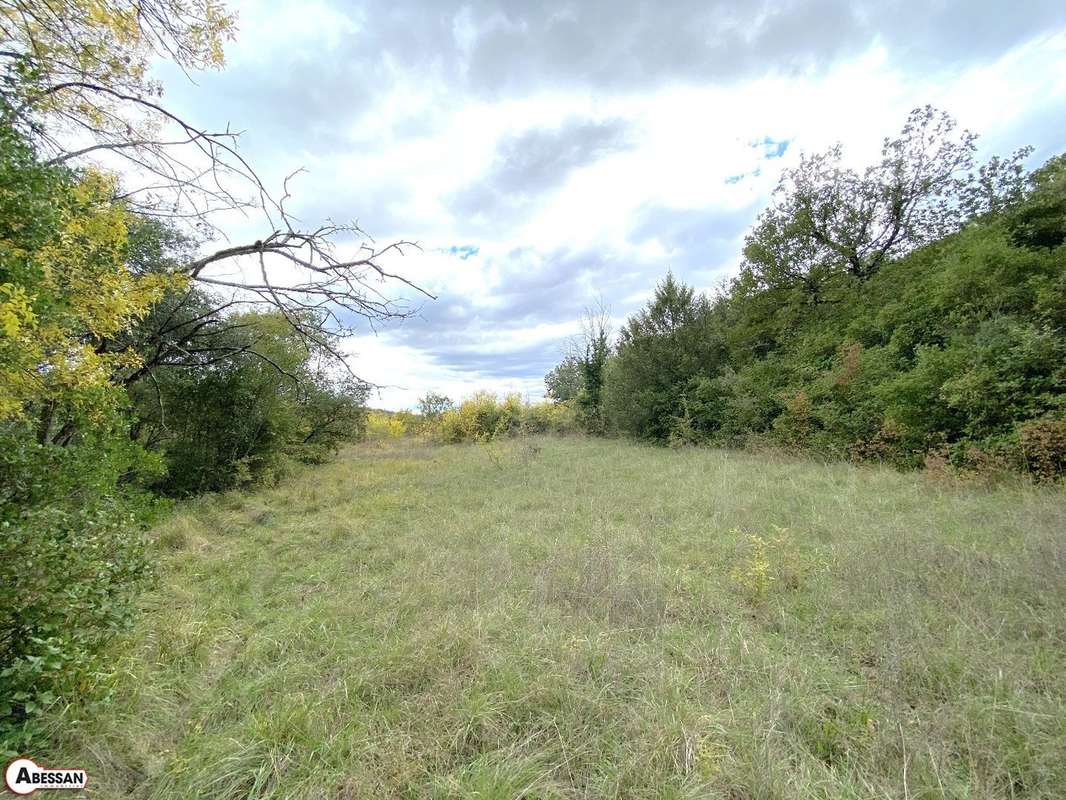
[[154, 0, 1066, 409]]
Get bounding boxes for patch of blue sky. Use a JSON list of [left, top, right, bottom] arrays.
[[751, 136, 790, 159], [725, 166, 762, 184], [446, 244, 480, 260]]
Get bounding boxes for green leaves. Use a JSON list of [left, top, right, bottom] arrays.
[[125, 304, 370, 495], [596, 144, 1065, 478]]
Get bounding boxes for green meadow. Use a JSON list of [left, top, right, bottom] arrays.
[[47, 436, 1066, 799]]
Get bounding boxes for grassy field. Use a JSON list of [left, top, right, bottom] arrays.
[[46, 436, 1065, 799]]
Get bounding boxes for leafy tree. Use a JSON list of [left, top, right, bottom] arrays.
[[959, 148, 1034, 219], [0, 122, 169, 748], [0, 122, 179, 439], [127, 310, 368, 494], [567, 304, 611, 433], [1, 0, 234, 209], [741, 107, 1029, 291], [296, 374, 370, 461], [602, 273, 724, 441], [544, 355, 584, 402], [418, 391, 454, 419], [617, 272, 705, 340], [1007, 153, 1066, 250], [546, 305, 612, 429]]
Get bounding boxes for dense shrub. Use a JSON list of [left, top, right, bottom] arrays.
[[435, 392, 524, 442], [366, 410, 415, 439], [429, 393, 578, 443], [0, 123, 174, 751], [580, 134, 1066, 478], [127, 310, 369, 495], [0, 423, 164, 753], [520, 398, 578, 434], [1018, 418, 1066, 482]]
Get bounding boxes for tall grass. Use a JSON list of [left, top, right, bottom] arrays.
[[42, 437, 1066, 798]]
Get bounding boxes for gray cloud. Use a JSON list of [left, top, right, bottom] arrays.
[[497, 2, 1046, 86], [418, 340, 562, 379], [451, 118, 633, 222], [371, 200, 779, 383], [460, 0, 1064, 93], [374, 243, 688, 382], [396, 247, 600, 339], [630, 203, 758, 272], [164, 0, 1065, 159]]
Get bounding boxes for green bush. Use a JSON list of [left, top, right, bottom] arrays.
[[128, 310, 370, 495], [521, 399, 578, 434], [0, 422, 165, 754]]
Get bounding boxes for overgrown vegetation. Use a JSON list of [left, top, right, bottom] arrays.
[[550, 112, 1065, 480], [0, 1, 381, 746], [432, 392, 577, 441], [3, 0, 1063, 784], [366, 392, 579, 443], [0, 124, 171, 749], [0, 119, 373, 746], [127, 305, 370, 495], [42, 437, 1066, 798]]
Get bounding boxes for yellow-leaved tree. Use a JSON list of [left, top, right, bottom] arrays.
[[1, 0, 235, 161], [0, 125, 181, 752], [0, 155, 180, 436]]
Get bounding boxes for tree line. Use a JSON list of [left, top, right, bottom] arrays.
[[547, 108, 1065, 480], [1, 0, 415, 752]]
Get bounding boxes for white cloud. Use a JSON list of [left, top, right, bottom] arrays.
[[149, 2, 1066, 409]]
